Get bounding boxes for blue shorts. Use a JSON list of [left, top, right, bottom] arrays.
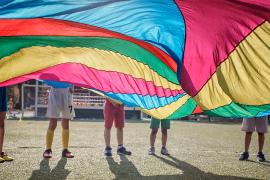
[[0, 87, 7, 112]]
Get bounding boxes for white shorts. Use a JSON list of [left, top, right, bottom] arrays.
[[46, 88, 74, 119], [241, 116, 268, 133]]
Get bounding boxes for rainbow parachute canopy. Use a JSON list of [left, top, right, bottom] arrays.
[[0, 0, 269, 119]]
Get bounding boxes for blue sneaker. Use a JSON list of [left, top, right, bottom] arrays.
[[117, 146, 131, 155], [148, 147, 155, 155], [104, 147, 112, 156], [257, 152, 266, 162], [239, 152, 249, 161], [161, 147, 170, 156]]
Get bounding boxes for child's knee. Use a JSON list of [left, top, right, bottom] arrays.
[[49, 119, 58, 130], [151, 129, 158, 135], [0, 121, 4, 128], [49, 124, 57, 130], [105, 123, 113, 130], [161, 129, 167, 135], [61, 120, 70, 129], [116, 127, 123, 131]]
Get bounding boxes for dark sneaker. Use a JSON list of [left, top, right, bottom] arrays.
[[62, 149, 74, 158], [239, 152, 249, 161], [257, 152, 266, 162], [104, 147, 112, 157], [148, 147, 155, 155], [43, 149, 52, 158], [161, 147, 170, 156], [117, 146, 131, 155]]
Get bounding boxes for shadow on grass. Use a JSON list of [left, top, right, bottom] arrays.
[[18, 146, 42, 149], [106, 155, 254, 180], [247, 159, 270, 167], [29, 158, 70, 180], [106, 156, 140, 179]]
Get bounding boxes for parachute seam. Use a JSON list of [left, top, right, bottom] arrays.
[[192, 20, 267, 97], [0, 36, 179, 85]]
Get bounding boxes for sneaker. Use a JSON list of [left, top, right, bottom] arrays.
[[117, 146, 131, 155], [257, 152, 266, 162], [0, 152, 14, 162], [161, 147, 170, 156], [43, 149, 52, 158], [148, 147, 155, 155], [0, 157, 4, 163], [239, 152, 249, 161], [104, 147, 112, 157], [62, 149, 74, 158]]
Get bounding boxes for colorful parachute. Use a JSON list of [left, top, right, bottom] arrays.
[[0, 0, 269, 119]]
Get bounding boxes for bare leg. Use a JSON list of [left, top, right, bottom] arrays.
[[244, 132, 252, 152], [0, 112, 6, 153], [61, 119, 69, 129], [48, 118, 57, 131], [150, 129, 158, 147], [161, 128, 168, 147], [104, 128, 111, 147], [117, 128, 123, 146], [0, 111, 13, 161], [258, 133, 265, 153]]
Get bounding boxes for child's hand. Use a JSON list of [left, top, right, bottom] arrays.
[[107, 98, 123, 107]]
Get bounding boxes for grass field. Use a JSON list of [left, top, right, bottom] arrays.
[[0, 119, 269, 180]]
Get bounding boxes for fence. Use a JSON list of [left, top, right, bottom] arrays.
[[18, 81, 142, 119]]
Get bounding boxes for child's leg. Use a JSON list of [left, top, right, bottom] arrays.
[[258, 133, 264, 153], [161, 119, 170, 148], [161, 128, 168, 148], [160, 127, 170, 155], [61, 118, 74, 158], [104, 128, 112, 148], [104, 100, 114, 148], [115, 105, 125, 146], [0, 111, 13, 161], [104, 118, 113, 148], [115, 106, 131, 155], [150, 118, 161, 147], [46, 118, 57, 150], [116, 127, 123, 146], [244, 132, 252, 152], [0, 112, 5, 153], [150, 128, 158, 147], [255, 116, 268, 153], [241, 118, 255, 153], [61, 118, 70, 149]]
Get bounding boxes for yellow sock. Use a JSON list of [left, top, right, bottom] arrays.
[[62, 129, 69, 149], [46, 129, 54, 150]]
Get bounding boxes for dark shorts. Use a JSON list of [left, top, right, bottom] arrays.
[[0, 87, 7, 112], [150, 118, 170, 129]]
